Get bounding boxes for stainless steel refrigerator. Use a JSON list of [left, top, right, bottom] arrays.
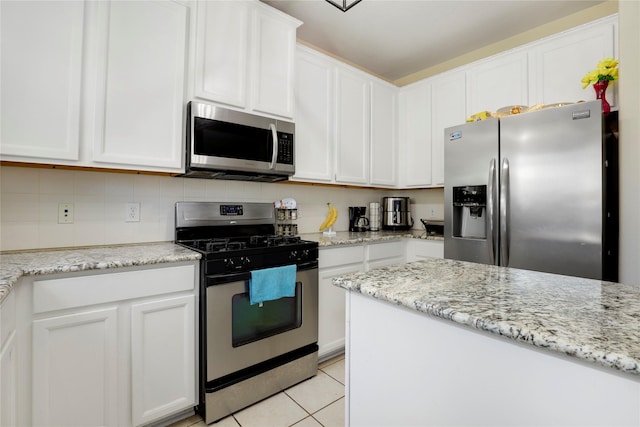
[[444, 100, 618, 281]]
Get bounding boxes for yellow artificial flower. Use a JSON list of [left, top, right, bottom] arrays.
[[582, 57, 619, 89]]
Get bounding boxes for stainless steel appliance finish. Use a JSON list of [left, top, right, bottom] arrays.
[[444, 101, 618, 281], [382, 197, 412, 230], [181, 102, 295, 182], [175, 202, 319, 424]]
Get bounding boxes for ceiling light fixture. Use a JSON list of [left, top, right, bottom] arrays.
[[325, 0, 362, 12]]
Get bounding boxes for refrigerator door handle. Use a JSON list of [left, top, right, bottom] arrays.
[[487, 158, 497, 265], [500, 157, 510, 266]]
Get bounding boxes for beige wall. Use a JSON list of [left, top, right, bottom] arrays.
[[617, 0, 640, 285], [0, 166, 441, 251], [395, 1, 619, 86]]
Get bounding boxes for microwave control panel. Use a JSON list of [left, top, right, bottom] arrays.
[[276, 132, 294, 164]]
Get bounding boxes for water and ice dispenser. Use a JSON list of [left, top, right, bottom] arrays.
[[452, 185, 486, 239]]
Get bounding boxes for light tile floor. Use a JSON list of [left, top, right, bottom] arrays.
[[171, 354, 345, 427]]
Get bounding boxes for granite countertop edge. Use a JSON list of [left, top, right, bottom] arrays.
[[0, 242, 202, 304], [333, 258, 640, 377], [300, 229, 443, 247]]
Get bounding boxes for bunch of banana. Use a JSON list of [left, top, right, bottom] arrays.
[[319, 203, 338, 231]]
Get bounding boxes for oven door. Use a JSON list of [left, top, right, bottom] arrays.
[[205, 264, 318, 382]]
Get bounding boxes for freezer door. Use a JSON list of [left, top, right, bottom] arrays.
[[444, 119, 499, 265], [499, 101, 604, 279]]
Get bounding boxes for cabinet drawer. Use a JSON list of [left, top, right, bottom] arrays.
[[367, 241, 406, 261], [33, 263, 196, 314], [319, 246, 364, 268]]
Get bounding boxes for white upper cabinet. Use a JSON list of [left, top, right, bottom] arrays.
[[370, 81, 397, 187], [1, 0, 190, 173], [335, 67, 370, 185], [293, 45, 396, 187], [90, 1, 188, 171], [193, 0, 301, 119], [398, 80, 432, 187], [529, 18, 617, 107], [250, 4, 300, 118], [430, 71, 466, 186], [466, 51, 529, 114], [293, 46, 334, 183], [194, 1, 248, 108], [0, 1, 85, 161]]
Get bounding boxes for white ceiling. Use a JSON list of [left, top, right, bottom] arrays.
[[261, 0, 606, 83]]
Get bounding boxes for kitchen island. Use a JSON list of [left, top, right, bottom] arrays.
[[334, 258, 640, 426]]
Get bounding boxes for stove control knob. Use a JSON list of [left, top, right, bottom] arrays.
[[289, 251, 298, 261], [242, 257, 251, 268], [301, 249, 310, 260], [224, 258, 235, 269]]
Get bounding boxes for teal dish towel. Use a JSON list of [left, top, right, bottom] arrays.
[[250, 264, 297, 305]]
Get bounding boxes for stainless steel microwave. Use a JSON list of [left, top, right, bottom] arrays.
[[181, 102, 295, 182]]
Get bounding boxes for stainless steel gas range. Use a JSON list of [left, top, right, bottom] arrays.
[[175, 202, 319, 424]]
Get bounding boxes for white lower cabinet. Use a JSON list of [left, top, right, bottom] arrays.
[[366, 241, 406, 270], [0, 291, 17, 427], [131, 295, 195, 426], [29, 262, 198, 427], [0, 334, 17, 427], [318, 240, 413, 359], [318, 246, 364, 359], [406, 239, 444, 262], [33, 307, 119, 426]]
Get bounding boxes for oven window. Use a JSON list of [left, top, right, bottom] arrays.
[[231, 282, 302, 347]]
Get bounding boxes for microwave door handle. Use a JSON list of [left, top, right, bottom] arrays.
[[269, 123, 278, 170]]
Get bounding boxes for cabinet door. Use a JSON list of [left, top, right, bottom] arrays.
[[250, 4, 299, 118], [430, 72, 466, 186], [293, 47, 335, 182], [0, 333, 17, 427], [370, 81, 397, 187], [131, 295, 196, 426], [467, 51, 529, 114], [319, 264, 362, 358], [194, 1, 249, 108], [530, 20, 616, 107], [319, 246, 364, 358], [32, 307, 119, 427], [335, 68, 370, 185], [399, 81, 432, 187], [91, 1, 188, 171], [0, 1, 84, 161]]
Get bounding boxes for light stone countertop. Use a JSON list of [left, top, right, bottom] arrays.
[[333, 257, 640, 377], [0, 242, 201, 304], [300, 229, 443, 247]]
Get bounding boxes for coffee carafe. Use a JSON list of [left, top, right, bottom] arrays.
[[349, 207, 369, 232]]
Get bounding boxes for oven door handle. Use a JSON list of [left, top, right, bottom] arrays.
[[207, 272, 251, 286]]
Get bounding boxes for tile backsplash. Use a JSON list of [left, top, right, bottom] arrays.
[[0, 166, 443, 251]]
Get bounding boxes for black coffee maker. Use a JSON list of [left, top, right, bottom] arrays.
[[349, 207, 369, 232]]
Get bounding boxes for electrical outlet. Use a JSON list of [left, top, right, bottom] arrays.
[[430, 208, 437, 218], [126, 203, 140, 222], [58, 203, 74, 224]]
